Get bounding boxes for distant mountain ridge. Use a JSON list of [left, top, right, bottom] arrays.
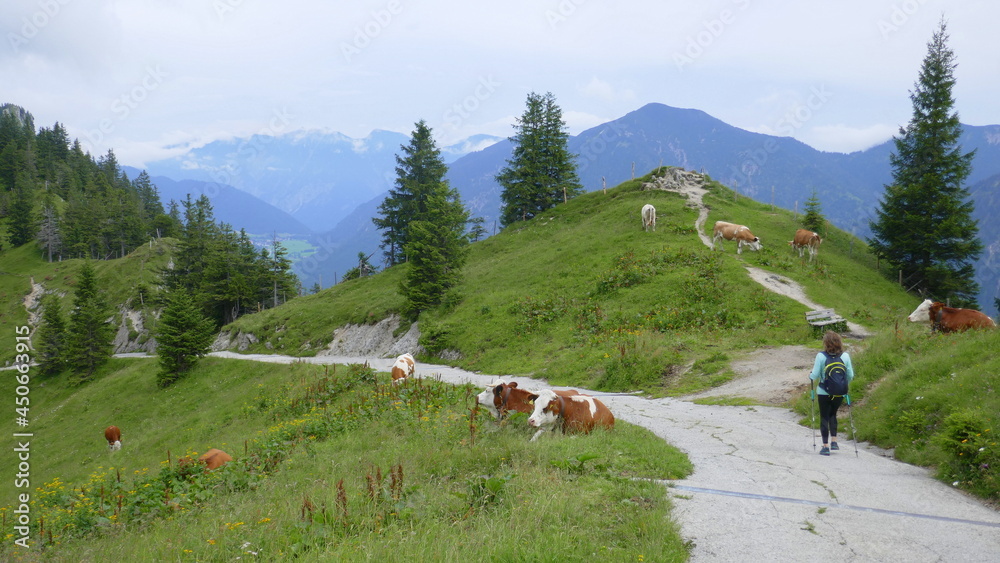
[[145, 130, 503, 233], [138, 103, 1000, 313]]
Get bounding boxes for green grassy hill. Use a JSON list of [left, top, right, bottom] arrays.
[[1, 168, 996, 559], [225, 169, 916, 394]]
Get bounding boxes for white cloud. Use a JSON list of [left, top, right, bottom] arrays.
[[799, 124, 897, 154], [580, 77, 636, 103], [2, 1, 997, 166]]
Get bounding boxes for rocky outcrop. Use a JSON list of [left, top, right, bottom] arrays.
[[212, 330, 259, 352], [318, 315, 424, 358], [112, 308, 157, 354]]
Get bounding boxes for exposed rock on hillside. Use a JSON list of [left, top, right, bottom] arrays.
[[318, 315, 423, 358], [212, 314, 424, 358], [112, 308, 156, 354], [212, 331, 259, 352]]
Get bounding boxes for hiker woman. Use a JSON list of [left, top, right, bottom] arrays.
[[810, 331, 855, 456]]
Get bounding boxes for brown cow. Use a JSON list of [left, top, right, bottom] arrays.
[[788, 229, 822, 262], [391, 353, 415, 384], [526, 389, 615, 442], [712, 221, 762, 254], [907, 299, 996, 333], [199, 448, 233, 470], [490, 381, 579, 420], [104, 426, 122, 451]]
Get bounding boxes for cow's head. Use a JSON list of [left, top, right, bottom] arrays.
[[476, 380, 505, 420], [527, 389, 560, 429], [109, 440, 122, 452], [746, 238, 761, 251], [907, 299, 934, 323]]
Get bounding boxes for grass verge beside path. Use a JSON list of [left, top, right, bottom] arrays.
[[1, 359, 692, 561]]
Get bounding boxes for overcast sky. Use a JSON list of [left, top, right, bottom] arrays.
[[4, 1, 997, 167]]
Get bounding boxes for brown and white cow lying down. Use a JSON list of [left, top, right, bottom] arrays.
[[907, 299, 997, 333], [199, 448, 233, 470], [526, 389, 615, 442], [789, 229, 822, 262], [476, 379, 507, 420], [104, 425, 122, 451], [641, 204, 656, 232], [391, 353, 415, 384], [476, 381, 580, 422], [712, 221, 761, 254]]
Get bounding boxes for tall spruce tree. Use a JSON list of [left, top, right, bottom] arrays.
[[372, 121, 469, 317], [400, 190, 470, 319], [802, 190, 825, 233], [34, 294, 68, 377], [373, 120, 452, 266], [155, 288, 216, 387], [496, 92, 582, 227], [868, 19, 981, 305], [65, 262, 114, 382]]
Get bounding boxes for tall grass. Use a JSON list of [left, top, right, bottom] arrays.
[[0, 359, 691, 560]]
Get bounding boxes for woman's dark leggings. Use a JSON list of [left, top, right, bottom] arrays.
[[817, 394, 844, 444]]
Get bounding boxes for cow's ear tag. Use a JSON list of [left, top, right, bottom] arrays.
[[528, 399, 534, 405]]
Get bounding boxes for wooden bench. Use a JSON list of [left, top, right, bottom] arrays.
[[806, 309, 848, 336]]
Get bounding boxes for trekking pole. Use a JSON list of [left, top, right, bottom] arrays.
[[810, 379, 817, 451], [845, 394, 859, 458]]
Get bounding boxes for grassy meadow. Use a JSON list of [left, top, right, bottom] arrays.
[[0, 358, 691, 561]]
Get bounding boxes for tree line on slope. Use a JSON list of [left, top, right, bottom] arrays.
[[371, 92, 581, 320], [0, 108, 299, 384]]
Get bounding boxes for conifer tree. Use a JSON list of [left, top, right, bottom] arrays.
[[34, 294, 68, 377], [373, 120, 452, 266], [372, 121, 469, 317], [65, 262, 114, 382], [37, 195, 62, 261], [400, 191, 469, 319], [496, 92, 582, 227], [155, 288, 216, 387], [868, 19, 981, 305], [802, 190, 825, 233], [8, 177, 35, 246]]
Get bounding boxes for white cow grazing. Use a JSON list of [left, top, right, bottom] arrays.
[[390, 353, 415, 384], [641, 204, 656, 232]]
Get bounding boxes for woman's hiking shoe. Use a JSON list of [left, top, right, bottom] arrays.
[[830, 442, 840, 450], [820, 446, 831, 456]]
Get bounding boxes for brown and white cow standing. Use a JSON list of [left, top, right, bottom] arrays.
[[526, 389, 614, 441], [907, 299, 996, 333], [712, 221, 762, 254], [104, 425, 122, 451], [641, 204, 656, 232], [391, 353, 415, 384], [788, 229, 822, 262]]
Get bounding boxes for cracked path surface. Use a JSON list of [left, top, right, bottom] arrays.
[[208, 352, 1000, 562]]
